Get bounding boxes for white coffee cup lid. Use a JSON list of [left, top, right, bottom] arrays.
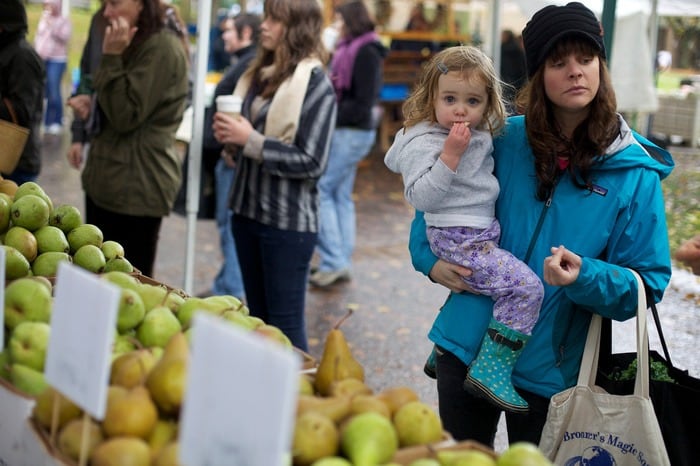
[[216, 95, 242, 113]]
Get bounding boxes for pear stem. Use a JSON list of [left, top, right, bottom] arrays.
[[333, 307, 354, 330]]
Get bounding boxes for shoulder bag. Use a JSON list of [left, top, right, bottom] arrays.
[[0, 97, 30, 173], [538, 269, 671, 465]]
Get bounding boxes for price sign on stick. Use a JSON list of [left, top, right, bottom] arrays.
[[45, 262, 120, 419], [0, 246, 5, 349], [180, 313, 301, 466]]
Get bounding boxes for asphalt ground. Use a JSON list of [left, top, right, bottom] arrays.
[[36, 129, 700, 452]]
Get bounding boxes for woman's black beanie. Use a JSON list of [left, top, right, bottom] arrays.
[[521, 2, 606, 78]]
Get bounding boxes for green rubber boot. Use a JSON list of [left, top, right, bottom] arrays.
[[463, 319, 530, 413]]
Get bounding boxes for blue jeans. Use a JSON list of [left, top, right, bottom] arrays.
[[44, 59, 66, 127], [212, 158, 245, 298], [316, 127, 376, 271], [232, 214, 317, 351]]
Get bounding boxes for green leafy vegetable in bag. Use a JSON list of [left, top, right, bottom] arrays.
[[609, 358, 676, 383]]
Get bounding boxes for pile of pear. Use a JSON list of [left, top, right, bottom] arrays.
[[290, 310, 446, 466], [0, 178, 135, 279]]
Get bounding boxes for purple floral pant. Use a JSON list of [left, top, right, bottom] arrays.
[[427, 220, 543, 334]]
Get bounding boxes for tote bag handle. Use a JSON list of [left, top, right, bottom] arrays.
[[577, 269, 650, 397], [2, 97, 20, 125]]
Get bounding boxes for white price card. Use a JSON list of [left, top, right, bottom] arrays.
[[0, 246, 5, 349], [44, 262, 120, 420], [180, 313, 301, 466]]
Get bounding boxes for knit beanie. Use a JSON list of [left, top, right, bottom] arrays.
[[521, 2, 605, 78], [0, 0, 28, 35]]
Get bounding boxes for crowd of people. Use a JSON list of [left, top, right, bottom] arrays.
[[0, 0, 692, 450]]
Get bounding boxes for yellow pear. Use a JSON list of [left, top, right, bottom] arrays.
[[299, 374, 315, 396], [32, 386, 83, 431], [329, 377, 373, 398], [376, 385, 420, 415], [110, 348, 158, 388], [292, 411, 340, 466], [297, 394, 352, 424], [393, 400, 443, 447], [89, 437, 151, 466], [148, 419, 178, 461], [102, 385, 158, 439], [349, 394, 392, 419], [153, 441, 183, 466], [145, 332, 189, 415], [57, 417, 103, 461], [314, 309, 365, 396]]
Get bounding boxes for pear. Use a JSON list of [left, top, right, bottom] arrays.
[[10, 194, 50, 231], [33, 225, 70, 254], [137, 282, 169, 311], [437, 450, 498, 466], [255, 324, 294, 349], [162, 289, 186, 313], [3, 244, 30, 279], [32, 386, 83, 430], [57, 417, 103, 461], [292, 411, 340, 466], [221, 309, 263, 331], [102, 385, 158, 439], [176, 296, 228, 328], [49, 203, 82, 233], [116, 288, 146, 333], [497, 442, 552, 466], [14, 181, 53, 210], [329, 377, 373, 398], [4, 276, 52, 329], [73, 244, 106, 273], [349, 394, 392, 419], [299, 374, 315, 396], [9, 321, 51, 371], [136, 306, 182, 348], [0, 193, 10, 233], [9, 363, 48, 396], [148, 420, 178, 461], [340, 412, 399, 466], [89, 437, 151, 466], [145, 332, 189, 415], [112, 332, 137, 359], [407, 460, 441, 466], [0, 178, 18, 197], [376, 385, 420, 415], [31, 251, 71, 277], [393, 400, 443, 447], [297, 394, 352, 423], [110, 348, 158, 388], [104, 256, 135, 273], [101, 240, 125, 260], [3, 225, 38, 262], [309, 458, 353, 466], [67, 223, 103, 254], [314, 309, 365, 396], [0, 350, 10, 380], [102, 270, 140, 291], [152, 441, 182, 466]]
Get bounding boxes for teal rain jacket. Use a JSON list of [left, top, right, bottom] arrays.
[[409, 115, 674, 398]]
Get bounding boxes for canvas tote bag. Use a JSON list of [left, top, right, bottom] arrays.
[[538, 270, 671, 466], [0, 97, 30, 173]]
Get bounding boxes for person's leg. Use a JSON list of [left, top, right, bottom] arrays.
[[504, 388, 550, 445], [232, 214, 267, 322], [212, 158, 244, 298], [84, 196, 161, 277], [435, 345, 502, 447], [44, 60, 66, 129]]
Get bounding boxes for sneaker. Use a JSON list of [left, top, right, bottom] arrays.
[[309, 268, 351, 288]]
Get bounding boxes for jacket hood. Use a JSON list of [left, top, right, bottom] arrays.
[[385, 121, 447, 166], [0, 0, 28, 36], [600, 115, 674, 180]]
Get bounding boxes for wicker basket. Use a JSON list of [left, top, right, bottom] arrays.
[[0, 98, 30, 173]]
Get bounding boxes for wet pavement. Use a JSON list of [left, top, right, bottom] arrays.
[[36, 128, 700, 452]]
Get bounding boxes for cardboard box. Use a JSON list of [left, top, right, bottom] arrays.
[[0, 380, 36, 466], [392, 439, 498, 465], [20, 419, 73, 466]]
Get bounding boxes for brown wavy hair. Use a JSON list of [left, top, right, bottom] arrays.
[[246, 0, 328, 99], [402, 45, 506, 136], [125, 0, 189, 64], [515, 38, 619, 201]]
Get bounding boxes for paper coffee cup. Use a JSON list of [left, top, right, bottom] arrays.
[[216, 95, 242, 117]]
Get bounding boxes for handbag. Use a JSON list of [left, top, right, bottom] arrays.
[[0, 97, 30, 173], [596, 288, 700, 466], [538, 270, 671, 465]]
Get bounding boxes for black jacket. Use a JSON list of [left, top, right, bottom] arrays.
[[0, 0, 45, 176]]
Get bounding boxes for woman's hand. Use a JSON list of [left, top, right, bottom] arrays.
[[67, 94, 92, 121], [103, 16, 137, 55], [67, 142, 84, 170], [429, 259, 474, 293], [543, 245, 582, 286], [212, 112, 253, 147]]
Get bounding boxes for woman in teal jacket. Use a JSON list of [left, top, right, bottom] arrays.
[[410, 2, 674, 447]]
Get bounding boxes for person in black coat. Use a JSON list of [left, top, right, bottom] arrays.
[[500, 29, 526, 115]]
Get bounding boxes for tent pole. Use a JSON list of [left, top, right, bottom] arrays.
[[601, 0, 617, 64]]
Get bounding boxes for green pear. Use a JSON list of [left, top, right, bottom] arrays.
[[89, 437, 151, 466], [33, 224, 70, 254], [101, 240, 125, 260], [393, 400, 443, 447], [2, 244, 31, 279], [9, 363, 48, 396], [29, 275, 53, 293], [32, 386, 83, 430], [407, 460, 442, 466], [145, 332, 189, 415], [110, 348, 158, 388], [0, 350, 11, 380], [117, 288, 146, 333], [103, 256, 135, 273], [176, 296, 223, 329], [73, 244, 107, 273], [8, 321, 51, 371], [220, 310, 263, 331], [163, 290, 186, 313], [3, 225, 38, 262], [255, 324, 293, 349], [14, 181, 53, 210], [112, 332, 137, 360], [0, 193, 11, 233], [10, 194, 50, 231], [137, 283, 169, 311], [437, 450, 498, 466], [203, 294, 245, 312], [340, 412, 399, 466], [57, 417, 103, 462], [31, 251, 72, 277], [497, 442, 552, 466], [102, 270, 140, 291], [49, 203, 82, 233], [310, 458, 353, 466], [136, 306, 182, 348], [148, 420, 178, 462], [4, 277, 52, 329], [67, 223, 103, 254], [292, 411, 340, 465]]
